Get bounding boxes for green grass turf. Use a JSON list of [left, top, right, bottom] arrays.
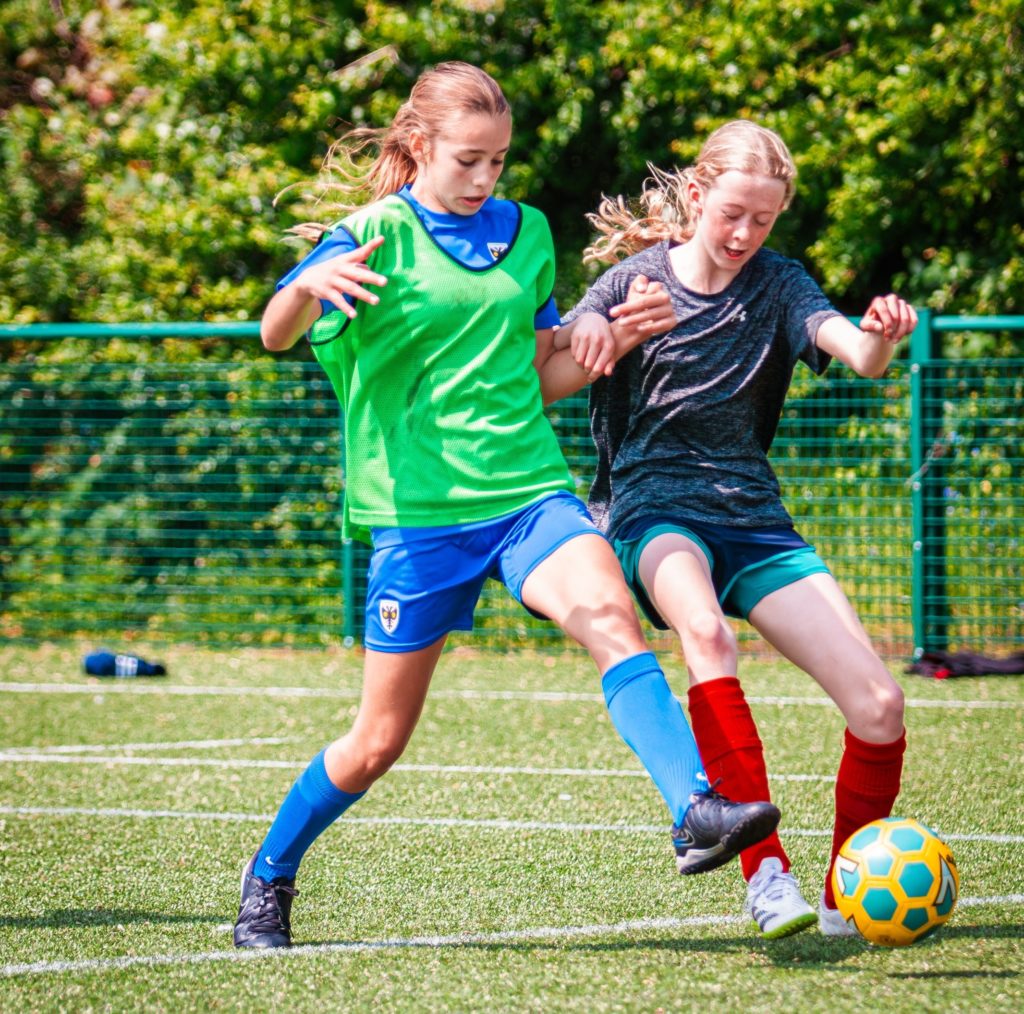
[[0, 641, 1021, 1012]]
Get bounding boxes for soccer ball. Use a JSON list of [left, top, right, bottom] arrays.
[[831, 816, 959, 946]]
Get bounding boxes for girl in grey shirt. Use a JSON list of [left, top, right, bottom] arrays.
[[560, 120, 918, 940]]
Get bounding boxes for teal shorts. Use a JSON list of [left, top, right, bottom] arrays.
[[613, 516, 831, 626]]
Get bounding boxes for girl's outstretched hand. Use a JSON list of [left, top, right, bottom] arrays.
[[294, 235, 389, 320], [860, 293, 917, 344], [608, 274, 676, 348]]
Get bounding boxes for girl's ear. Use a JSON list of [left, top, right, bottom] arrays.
[[686, 180, 703, 215], [408, 129, 429, 165]]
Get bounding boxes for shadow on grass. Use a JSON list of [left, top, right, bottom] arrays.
[[296, 932, 765, 955], [938, 922, 1024, 941], [888, 970, 1019, 979], [1, 909, 225, 930], [758, 920, 1024, 970], [565, 921, 1024, 973], [562, 933, 866, 963]]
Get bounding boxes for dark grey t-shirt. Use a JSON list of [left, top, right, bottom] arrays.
[[567, 242, 841, 536]]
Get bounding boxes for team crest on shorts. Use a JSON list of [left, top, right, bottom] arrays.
[[378, 598, 400, 633]]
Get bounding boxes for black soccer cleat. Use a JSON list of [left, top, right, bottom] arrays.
[[671, 785, 781, 875], [233, 852, 298, 949]]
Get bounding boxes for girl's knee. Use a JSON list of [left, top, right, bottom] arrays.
[[348, 730, 409, 784], [578, 593, 649, 653], [880, 680, 906, 732], [849, 674, 905, 741], [684, 608, 736, 660]]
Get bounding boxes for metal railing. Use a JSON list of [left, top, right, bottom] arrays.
[[1, 316, 1021, 657]]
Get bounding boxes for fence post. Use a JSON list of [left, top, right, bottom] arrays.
[[342, 538, 356, 646], [909, 309, 948, 658], [339, 397, 356, 647]]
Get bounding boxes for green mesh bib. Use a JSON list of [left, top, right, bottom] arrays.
[[309, 195, 571, 543]]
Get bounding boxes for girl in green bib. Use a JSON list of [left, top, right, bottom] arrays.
[[235, 62, 780, 949]]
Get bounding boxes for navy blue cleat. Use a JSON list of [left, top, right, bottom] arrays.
[[233, 852, 298, 949], [671, 786, 781, 875]]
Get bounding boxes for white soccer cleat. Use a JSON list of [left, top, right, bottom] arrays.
[[744, 857, 818, 939], [818, 891, 861, 937]]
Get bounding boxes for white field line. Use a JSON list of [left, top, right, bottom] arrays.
[[0, 751, 834, 782], [1, 804, 1020, 845], [1, 894, 1022, 980], [0, 681, 1018, 710], [1, 737, 298, 755]]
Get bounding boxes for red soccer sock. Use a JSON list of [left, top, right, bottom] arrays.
[[824, 727, 907, 908], [687, 676, 787, 881]]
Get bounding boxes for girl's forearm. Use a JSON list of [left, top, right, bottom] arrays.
[[261, 284, 321, 352], [538, 347, 595, 405], [852, 332, 898, 379]]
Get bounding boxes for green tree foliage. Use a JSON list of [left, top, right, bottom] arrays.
[[1, 0, 1022, 327], [2, 2, 1020, 647]]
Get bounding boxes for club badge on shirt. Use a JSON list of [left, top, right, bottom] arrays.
[[487, 242, 508, 261], [379, 599, 400, 633]]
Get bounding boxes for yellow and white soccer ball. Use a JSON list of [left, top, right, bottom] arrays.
[[831, 816, 959, 946]]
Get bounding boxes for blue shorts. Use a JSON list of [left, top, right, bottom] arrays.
[[364, 490, 601, 652], [613, 515, 831, 624]]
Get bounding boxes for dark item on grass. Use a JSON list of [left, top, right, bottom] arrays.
[[905, 649, 1024, 680], [83, 651, 167, 678]]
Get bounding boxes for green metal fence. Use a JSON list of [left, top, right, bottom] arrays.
[[1, 317, 1020, 658]]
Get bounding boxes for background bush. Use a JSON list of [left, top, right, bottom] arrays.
[[2, 2, 1020, 651], [1, 0, 1022, 338]]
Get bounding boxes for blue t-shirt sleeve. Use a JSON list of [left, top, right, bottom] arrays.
[[534, 295, 561, 331], [276, 228, 360, 315]]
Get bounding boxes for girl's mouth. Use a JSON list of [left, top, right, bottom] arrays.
[[724, 246, 745, 260]]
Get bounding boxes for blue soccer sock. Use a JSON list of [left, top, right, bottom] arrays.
[[253, 748, 365, 882], [602, 652, 709, 826]]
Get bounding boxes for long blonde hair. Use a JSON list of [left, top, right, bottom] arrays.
[[584, 120, 797, 264], [285, 61, 511, 240]]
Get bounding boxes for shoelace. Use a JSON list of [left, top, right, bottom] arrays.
[[693, 777, 728, 803], [243, 881, 299, 934], [755, 870, 801, 904]]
